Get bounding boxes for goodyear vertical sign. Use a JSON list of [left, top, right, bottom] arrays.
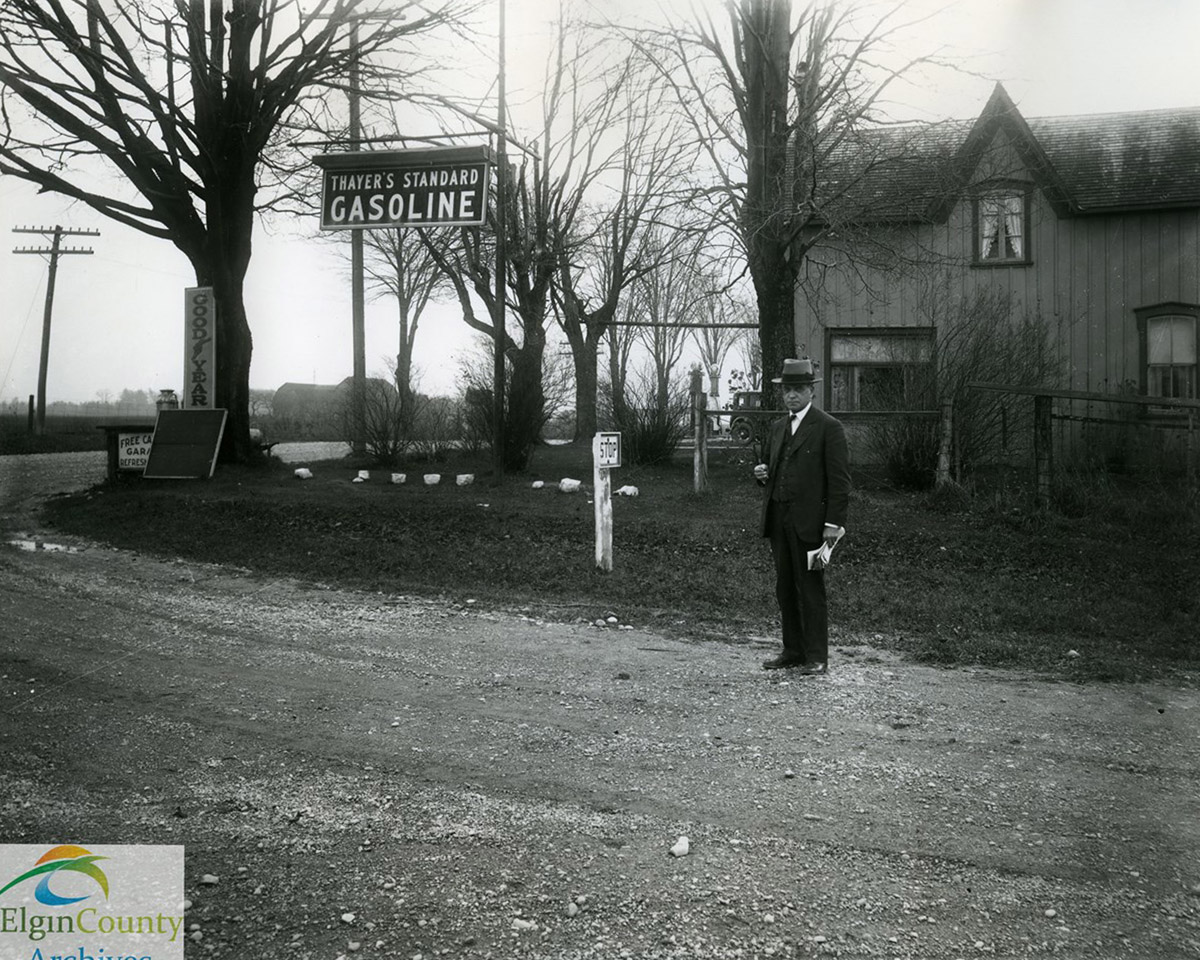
[[313, 145, 491, 230], [184, 287, 216, 409]]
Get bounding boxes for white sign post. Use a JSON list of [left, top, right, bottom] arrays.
[[592, 432, 621, 572], [184, 286, 216, 409]]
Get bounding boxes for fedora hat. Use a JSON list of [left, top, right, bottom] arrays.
[[771, 358, 821, 385]]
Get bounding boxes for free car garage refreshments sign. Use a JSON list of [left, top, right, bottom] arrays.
[[313, 146, 491, 230], [117, 431, 154, 471]]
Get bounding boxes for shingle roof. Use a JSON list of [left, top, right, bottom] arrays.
[[1027, 107, 1200, 211], [815, 85, 1200, 222]]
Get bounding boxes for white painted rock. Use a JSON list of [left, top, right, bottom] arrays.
[[558, 478, 582, 493], [456, 474, 475, 486], [294, 468, 313, 480], [391, 473, 406, 484], [531, 480, 545, 489], [424, 474, 441, 485], [669, 836, 690, 858], [353, 470, 369, 482], [615, 485, 639, 497]]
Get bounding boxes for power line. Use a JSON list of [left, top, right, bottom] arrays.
[[11, 225, 100, 434]]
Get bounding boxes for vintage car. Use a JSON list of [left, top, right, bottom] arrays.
[[728, 390, 764, 444]]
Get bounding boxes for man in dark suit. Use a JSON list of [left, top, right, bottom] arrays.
[[753, 359, 850, 674]]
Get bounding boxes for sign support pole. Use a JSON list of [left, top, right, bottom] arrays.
[[593, 436, 613, 573], [349, 19, 367, 457], [592, 431, 620, 573], [492, 0, 508, 484]]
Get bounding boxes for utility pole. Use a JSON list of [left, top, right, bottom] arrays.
[[349, 18, 367, 457], [315, 9, 386, 458], [12, 225, 98, 434], [493, 0, 507, 483]]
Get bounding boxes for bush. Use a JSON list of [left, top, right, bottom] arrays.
[[460, 378, 550, 473], [611, 384, 690, 466], [866, 414, 939, 489], [340, 379, 422, 467], [868, 289, 1063, 486]]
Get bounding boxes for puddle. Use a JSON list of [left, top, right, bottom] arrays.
[[7, 539, 79, 554]]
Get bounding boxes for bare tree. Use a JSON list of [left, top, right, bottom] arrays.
[[419, 153, 554, 469], [634, 0, 944, 404], [360, 227, 449, 401], [729, 328, 763, 394], [550, 34, 693, 440], [635, 230, 706, 410], [0, 0, 467, 461], [605, 288, 642, 426], [692, 285, 751, 406]]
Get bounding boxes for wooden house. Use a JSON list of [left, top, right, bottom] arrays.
[[794, 84, 1200, 468]]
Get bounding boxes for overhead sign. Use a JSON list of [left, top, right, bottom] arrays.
[[184, 286, 216, 409], [313, 145, 492, 230]]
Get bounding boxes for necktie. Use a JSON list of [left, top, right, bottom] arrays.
[[790, 412, 801, 434]]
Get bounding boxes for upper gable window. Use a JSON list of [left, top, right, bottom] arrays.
[[975, 189, 1029, 264]]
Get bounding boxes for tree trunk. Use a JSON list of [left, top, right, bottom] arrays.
[[563, 318, 606, 441], [754, 252, 797, 409], [740, 0, 798, 410], [396, 302, 415, 402]]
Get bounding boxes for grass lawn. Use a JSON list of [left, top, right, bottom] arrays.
[[39, 441, 1199, 685]]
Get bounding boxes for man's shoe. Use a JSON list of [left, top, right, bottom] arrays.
[[762, 655, 802, 670], [797, 662, 828, 676]]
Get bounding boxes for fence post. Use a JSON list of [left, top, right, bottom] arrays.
[[935, 400, 953, 488], [1034, 393, 1052, 509], [693, 389, 708, 493]]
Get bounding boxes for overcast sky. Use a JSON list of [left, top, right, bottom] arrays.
[[2, 0, 1199, 407]]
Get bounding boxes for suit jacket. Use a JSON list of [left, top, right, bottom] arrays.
[[758, 406, 851, 541]]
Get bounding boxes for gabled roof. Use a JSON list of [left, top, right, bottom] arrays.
[[816, 84, 1200, 223]]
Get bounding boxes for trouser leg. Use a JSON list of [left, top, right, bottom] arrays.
[[768, 503, 805, 658], [768, 502, 827, 663], [798, 561, 828, 664]]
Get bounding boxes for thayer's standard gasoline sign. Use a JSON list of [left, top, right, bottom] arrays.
[[314, 145, 491, 230]]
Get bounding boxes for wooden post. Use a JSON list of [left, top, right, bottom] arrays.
[[593, 434, 613, 572], [693, 389, 708, 493], [935, 400, 953, 488], [27, 394, 34, 434], [1034, 393, 1052, 509]]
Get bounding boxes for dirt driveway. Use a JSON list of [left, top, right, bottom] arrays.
[[1, 460, 1199, 959]]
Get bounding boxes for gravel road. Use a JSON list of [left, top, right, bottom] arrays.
[[1, 452, 1199, 959]]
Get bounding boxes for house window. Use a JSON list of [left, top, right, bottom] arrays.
[[829, 330, 934, 413], [1147, 314, 1197, 400], [976, 190, 1028, 263]]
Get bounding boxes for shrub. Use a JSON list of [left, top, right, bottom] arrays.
[[611, 375, 690, 466], [460, 378, 549, 473], [867, 413, 940, 489], [868, 289, 1064, 486], [340, 378, 422, 466]]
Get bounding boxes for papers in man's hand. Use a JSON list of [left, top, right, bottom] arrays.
[[807, 528, 845, 570]]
